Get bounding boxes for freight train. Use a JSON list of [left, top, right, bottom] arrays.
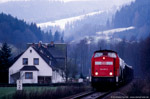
[[91, 50, 133, 88]]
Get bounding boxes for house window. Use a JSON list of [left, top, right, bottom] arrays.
[[30, 50, 32, 53], [34, 58, 39, 65], [25, 72, 33, 79], [23, 58, 28, 65]]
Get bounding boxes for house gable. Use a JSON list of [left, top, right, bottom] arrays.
[[9, 46, 52, 82]]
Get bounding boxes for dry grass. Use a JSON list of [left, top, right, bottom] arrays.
[[127, 79, 150, 96], [9, 86, 90, 99], [104, 79, 150, 99]]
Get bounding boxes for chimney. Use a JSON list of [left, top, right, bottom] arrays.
[[38, 41, 42, 48], [50, 41, 54, 47], [44, 43, 48, 48], [32, 43, 35, 47]]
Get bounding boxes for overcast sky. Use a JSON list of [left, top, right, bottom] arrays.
[[0, 0, 135, 23], [0, 0, 135, 4]]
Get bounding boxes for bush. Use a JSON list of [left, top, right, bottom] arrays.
[[127, 79, 150, 96]]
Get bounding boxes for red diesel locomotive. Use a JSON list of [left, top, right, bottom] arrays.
[[91, 50, 133, 88]]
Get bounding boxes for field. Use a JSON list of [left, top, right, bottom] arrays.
[[0, 86, 57, 98], [0, 85, 90, 99]]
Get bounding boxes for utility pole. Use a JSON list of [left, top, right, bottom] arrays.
[[65, 43, 67, 82]]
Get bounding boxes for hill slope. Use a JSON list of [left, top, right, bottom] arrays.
[[0, 13, 53, 48], [112, 0, 150, 39]]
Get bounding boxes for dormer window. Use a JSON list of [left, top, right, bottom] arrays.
[[34, 58, 39, 65], [30, 50, 32, 53], [49, 61, 51, 65], [23, 58, 28, 65], [40, 50, 43, 53]]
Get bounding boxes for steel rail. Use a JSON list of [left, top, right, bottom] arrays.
[[63, 91, 95, 99], [63, 90, 112, 99]]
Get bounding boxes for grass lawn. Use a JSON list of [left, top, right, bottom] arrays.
[[0, 86, 57, 98]]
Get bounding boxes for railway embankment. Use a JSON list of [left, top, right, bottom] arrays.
[[104, 79, 150, 99]]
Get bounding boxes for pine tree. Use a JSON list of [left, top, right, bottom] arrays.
[[49, 30, 53, 41], [0, 43, 12, 83], [54, 31, 60, 42], [61, 37, 64, 43]]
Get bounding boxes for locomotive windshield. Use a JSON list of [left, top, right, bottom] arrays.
[[108, 53, 117, 58], [94, 53, 103, 58], [94, 52, 117, 58]]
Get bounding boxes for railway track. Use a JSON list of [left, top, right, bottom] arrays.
[[64, 90, 112, 99]]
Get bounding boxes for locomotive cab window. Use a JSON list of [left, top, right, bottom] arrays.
[[94, 52, 117, 58], [108, 52, 116, 58], [94, 53, 103, 58]]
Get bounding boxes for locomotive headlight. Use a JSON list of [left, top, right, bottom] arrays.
[[95, 72, 98, 75], [109, 72, 113, 76], [103, 57, 105, 60]]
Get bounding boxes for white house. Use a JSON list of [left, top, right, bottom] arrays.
[[9, 42, 66, 84]]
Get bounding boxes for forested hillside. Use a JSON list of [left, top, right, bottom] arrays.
[[0, 13, 63, 50], [112, 0, 150, 39]]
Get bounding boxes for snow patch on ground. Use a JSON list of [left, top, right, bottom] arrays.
[[95, 26, 135, 41], [96, 26, 135, 35], [37, 10, 104, 30]]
